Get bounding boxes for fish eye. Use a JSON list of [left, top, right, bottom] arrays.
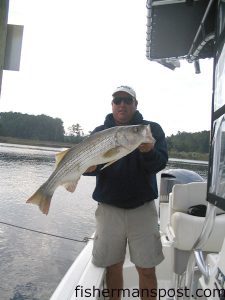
[[133, 127, 138, 133]]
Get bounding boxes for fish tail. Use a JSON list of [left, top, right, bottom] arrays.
[[26, 187, 53, 215]]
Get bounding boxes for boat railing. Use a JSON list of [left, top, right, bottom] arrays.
[[184, 203, 217, 298], [193, 203, 217, 279]]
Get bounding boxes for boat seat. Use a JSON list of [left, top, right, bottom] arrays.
[[167, 182, 225, 275]]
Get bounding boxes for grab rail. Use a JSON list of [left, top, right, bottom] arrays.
[[194, 250, 210, 280], [184, 203, 216, 297]]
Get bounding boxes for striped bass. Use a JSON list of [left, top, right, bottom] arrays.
[[26, 124, 155, 215]]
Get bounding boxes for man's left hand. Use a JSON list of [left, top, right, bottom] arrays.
[[138, 143, 154, 153]]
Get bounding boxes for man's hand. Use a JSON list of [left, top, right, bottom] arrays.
[[138, 143, 154, 153], [85, 165, 97, 173]]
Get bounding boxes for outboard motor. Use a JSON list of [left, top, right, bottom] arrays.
[[160, 169, 204, 203]]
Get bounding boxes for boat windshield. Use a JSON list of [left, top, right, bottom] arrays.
[[207, 0, 225, 211]]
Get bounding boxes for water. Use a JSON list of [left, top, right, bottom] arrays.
[[0, 143, 97, 300], [0, 144, 208, 300]]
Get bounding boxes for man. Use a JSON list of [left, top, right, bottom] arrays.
[[86, 85, 168, 300]]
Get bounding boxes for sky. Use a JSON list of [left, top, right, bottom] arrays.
[[1, 0, 214, 137]]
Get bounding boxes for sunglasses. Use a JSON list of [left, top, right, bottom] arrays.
[[112, 97, 134, 105]]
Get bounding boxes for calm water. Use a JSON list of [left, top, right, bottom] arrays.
[[0, 144, 208, 300]]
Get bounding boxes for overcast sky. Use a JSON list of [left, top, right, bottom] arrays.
[[1, 0, 213, 136]]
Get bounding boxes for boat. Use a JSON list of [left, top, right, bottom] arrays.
[[50, 1, 225, 299]]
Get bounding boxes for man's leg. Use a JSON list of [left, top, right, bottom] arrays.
[[136, 266, 157, 300], [127, 202, 163, 299], [106, 262, 124, 300]]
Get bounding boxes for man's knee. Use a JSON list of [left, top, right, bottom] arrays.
[[107, 261, 124, 275]]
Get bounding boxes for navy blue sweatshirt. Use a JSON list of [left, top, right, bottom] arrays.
[[86, 111, 168, 209]]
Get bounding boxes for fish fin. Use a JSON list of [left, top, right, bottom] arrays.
[[103, 147, 120, 158], [55, 149, 70, 167], [63, 178, 80, 193], [26, 188, 53, 215], [100, 160, 119, 170]]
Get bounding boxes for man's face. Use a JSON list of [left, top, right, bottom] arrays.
[[112, 91, 137, 125]]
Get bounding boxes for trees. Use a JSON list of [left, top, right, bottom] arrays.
[[0, 112, 65, 141], [166, 130, 210, 154], [68, 123, 84, 137], [65, 123, 85, 143]]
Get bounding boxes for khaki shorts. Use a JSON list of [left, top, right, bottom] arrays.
[[92, 201, 164, 268]]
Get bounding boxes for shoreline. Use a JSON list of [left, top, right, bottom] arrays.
[[0, 136, 75, 148]]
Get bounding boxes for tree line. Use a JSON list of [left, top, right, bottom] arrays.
[[0, 112, 210, 153], [166, 130, 210, 154], [0, 112, 65, 141]]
